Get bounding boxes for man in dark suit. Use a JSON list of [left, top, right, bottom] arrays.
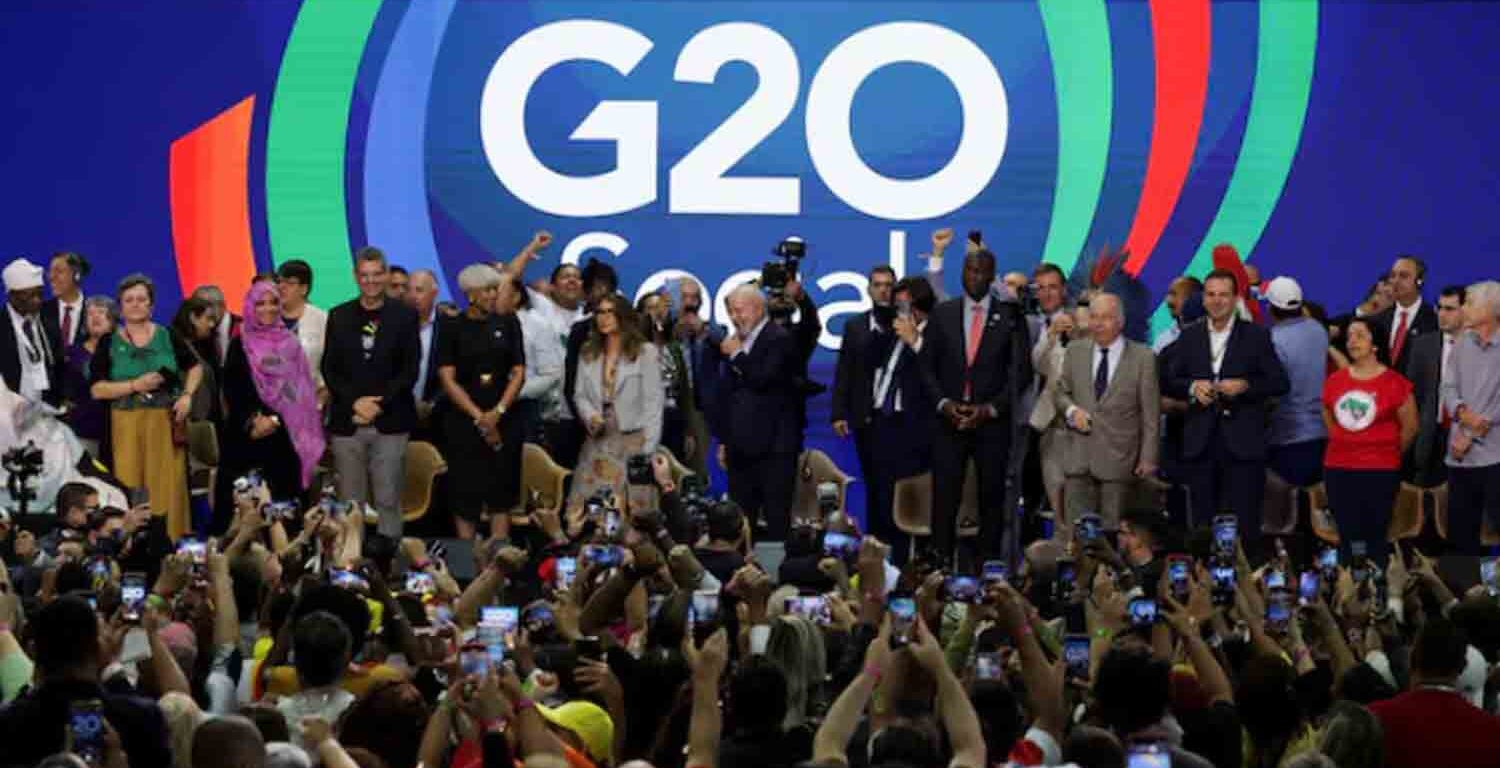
[[1404, 285, 1466, 487], [706, 283, 803, 540], [1165, 268, 1289, 549], [1, 257, 64, 406], [322, 247, 421, 538], [1372, 254, 1438, 372], [831, 265, 897, 517], [919, 249, 1032, 569], [864, 276, 938, 560], [42, 251, 88, 350]]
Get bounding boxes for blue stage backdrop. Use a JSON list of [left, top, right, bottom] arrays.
[[4, 1, 1499, 522]]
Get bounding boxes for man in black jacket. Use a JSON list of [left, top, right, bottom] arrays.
[[831, 266, 897, 519], [0, 595, 172, 768], [1165, 269, 1289, 551], [322, 247, 421, 538], [707, 284, 804, 540], [1, 258, 64, 407], [920, 249, 1032, 570]]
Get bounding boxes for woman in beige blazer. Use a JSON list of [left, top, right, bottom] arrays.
[[569, 294, 664, 513]]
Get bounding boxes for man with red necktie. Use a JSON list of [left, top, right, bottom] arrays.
[[1373, 254, 1438, 371]]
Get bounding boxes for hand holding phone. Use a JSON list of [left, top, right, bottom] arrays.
[[889, 594, 917, 648]]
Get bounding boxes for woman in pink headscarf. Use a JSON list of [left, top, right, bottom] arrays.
[[213, 281, 326, 534]]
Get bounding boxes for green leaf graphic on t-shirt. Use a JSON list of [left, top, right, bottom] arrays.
[[1339, 397, 1370, 421]]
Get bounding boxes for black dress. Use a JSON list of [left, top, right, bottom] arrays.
[[436, 311, 525, 521], [211, 338, 305, 533]]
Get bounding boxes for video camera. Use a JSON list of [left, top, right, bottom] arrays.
[[3, 441, 44, 516], [762, 236, 806, 316]]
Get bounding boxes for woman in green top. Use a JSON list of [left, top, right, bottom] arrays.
[[89, 273, 202, 540]]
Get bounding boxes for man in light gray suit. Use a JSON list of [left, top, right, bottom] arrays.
[[1053, 293, 1161, 529]]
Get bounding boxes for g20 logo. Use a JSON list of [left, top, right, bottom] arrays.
[[480, 20, 1009, 221]]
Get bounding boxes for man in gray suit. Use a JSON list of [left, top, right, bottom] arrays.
[[1053, 293, 1161, 529], [1404, 285, 1467, 486]]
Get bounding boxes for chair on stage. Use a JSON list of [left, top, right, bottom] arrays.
[[892, 473, 932, 560], [791, 449, 855, 526], [506, 442, 572, 528], [401, 441, 447, 523], [185, 420, 218, 512]]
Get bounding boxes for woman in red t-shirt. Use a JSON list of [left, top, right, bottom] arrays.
[[1321, 318, 1417, 562]]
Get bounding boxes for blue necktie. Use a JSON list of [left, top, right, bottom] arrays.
[[1094, 346, 1109, 402]]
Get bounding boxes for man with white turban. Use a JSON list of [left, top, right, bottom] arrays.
[[1, 258, 64, 406]]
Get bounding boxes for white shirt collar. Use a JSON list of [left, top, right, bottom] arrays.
[[1397, 297, 1422, 317], [1096, 334, 1125, 359], [740, 316, 771, 353], [1208, 314, 1236, 338]]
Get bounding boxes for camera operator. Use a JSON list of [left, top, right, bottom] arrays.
[[759, 238, 825, 464]]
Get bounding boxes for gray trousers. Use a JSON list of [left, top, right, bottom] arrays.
[[1063, 473, 1135, 534], [331, 428, 408, 538]]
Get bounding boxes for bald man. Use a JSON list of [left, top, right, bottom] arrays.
[[1052, 293, 1160, 528], [705, 284, 803, 539]]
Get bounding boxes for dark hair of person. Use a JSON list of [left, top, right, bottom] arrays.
[[1034, 262, 1066, 284], [1204, 268, 1239, 294], [1304, 300, 1328, 325], [292, 610, 353, 688], [31, 595, 100, 676], [582, 258, 619, 295], [636, 292, 675, 343], [1345, 317, 1391, 366], [191, 716, 267, 768], [116, 272, 156, 305], [51, 250, 91, 281], [870, 265, 896, 281], [54, 482, 96, 517], [55, 566, 91, 598], [388, 265, 408, 278], [581, 294, 646, 363], [1093, 644, 1172, 736], [1439, 284, 1467, 305], [1120, 508, 1167, 549], [1062, 725, 1126, 768], [706, 500, 745, 543], [171, 297, 216, 342], [972, 680, 1025, 762], [337, 680, 430, 768], [241, 703, 291, 744], [1394, 254, 1427, 282], [354, 246, 387, 269], [294, 584, 372, 650], [229, 555, 264, 624], [1334, 663, 1398, 706], [276, 259, 314, 293], [550, 263, 581, 284], [1450, 598, 1500, 663], [1411, 618, 1470, 680], [1237, 653, 1304, 768], [1269, 304, 1303, 322], [894, 276, 937, 314], [727, 658, 789, 737]]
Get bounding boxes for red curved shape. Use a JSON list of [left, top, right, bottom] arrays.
[[170, 96, 258, 303], [1122, 0, 1211, 276]]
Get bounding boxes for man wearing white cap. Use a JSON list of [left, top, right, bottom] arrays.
[[1264, 276, 1330, 489], [1, 258, 64, 406]]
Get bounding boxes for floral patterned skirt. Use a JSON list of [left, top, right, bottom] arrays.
[[566, 409, 657, 514]]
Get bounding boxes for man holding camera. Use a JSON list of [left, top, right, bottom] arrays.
[[706, 284, 802, 541]]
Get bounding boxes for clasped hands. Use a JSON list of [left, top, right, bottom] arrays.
[[941, 400, 993, 430], [1190, 378, 1247, 406]]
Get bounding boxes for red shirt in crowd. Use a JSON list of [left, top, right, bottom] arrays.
[[1322, 367, 1413, 470], [1369, 688, 1500, 768]]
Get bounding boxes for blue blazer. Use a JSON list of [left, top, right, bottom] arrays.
[[1165, 318, 1289, 462], [706, 320, 802, 458]]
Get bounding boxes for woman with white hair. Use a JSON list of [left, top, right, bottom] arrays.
[[436, 264, 526, 540]]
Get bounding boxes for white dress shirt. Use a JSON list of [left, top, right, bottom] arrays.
[[1208, 315, 1235, 377], [289, 303, 327, 387], [7, 304, 53, 401], [1439, 331, 1457, 423], [519, 306, 567, 419], [1390, 298, 1422, 348], [1091, 335, 1125, 392], [214, 312, 233, 366], [414, 309, 436, 402], [872, 320, 926, 413], [56, 295, 83, 345]]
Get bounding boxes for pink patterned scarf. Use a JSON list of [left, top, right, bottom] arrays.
[[240, 281, 325, 488]]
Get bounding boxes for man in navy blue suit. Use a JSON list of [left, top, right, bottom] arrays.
[[919, 249, 1032, 570], [1165, 268, 1289, 550], [862, 275, 938, 561], [706, 283, 803, 540]]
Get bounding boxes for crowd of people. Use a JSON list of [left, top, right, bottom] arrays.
[[0, 229, 1496, 768]]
